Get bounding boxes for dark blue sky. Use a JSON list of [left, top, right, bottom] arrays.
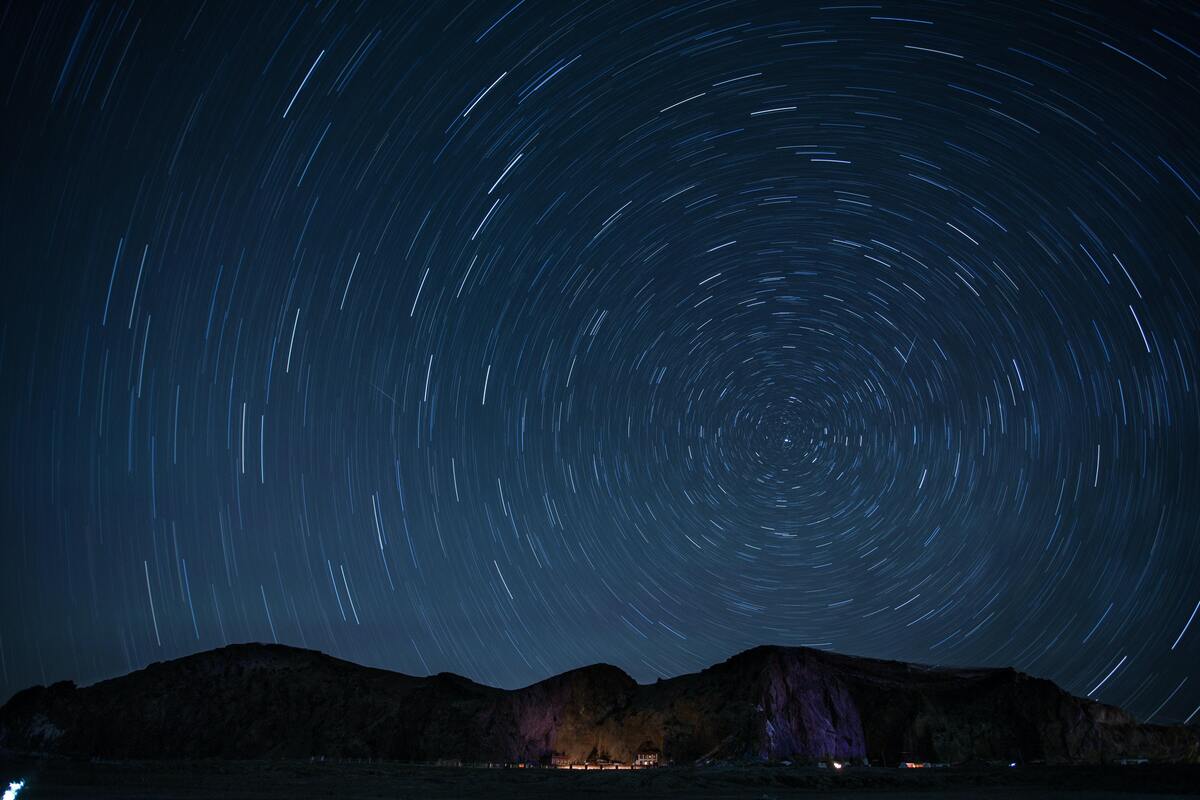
[[1, 0, 1198, 724]]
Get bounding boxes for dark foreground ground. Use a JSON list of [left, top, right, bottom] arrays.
[[1, 758, 1198, 799]]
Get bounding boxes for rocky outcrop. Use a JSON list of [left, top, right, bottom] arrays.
[[1, 643, 1195, 765]]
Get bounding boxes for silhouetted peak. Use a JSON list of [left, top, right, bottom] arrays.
[[535, 662, 637, 694]]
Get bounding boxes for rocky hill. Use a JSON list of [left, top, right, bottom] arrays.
[[1, 643, 1195, 765]]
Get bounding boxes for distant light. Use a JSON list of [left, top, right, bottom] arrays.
[[3, 781, 25, 800], [832, 761, 843, 769], [1009, 762, 1017, 768]]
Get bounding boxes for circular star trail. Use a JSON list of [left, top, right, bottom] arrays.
[[1, 0, 1198, 724]]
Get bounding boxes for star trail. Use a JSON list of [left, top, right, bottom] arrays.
[[1, 0, 1198, 726]]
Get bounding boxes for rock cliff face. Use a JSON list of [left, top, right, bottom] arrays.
[[1, 643, 1195, 764]]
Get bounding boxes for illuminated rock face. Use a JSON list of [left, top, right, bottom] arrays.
[[1, 643, 1197, 764], [746, 648, 869, 760]]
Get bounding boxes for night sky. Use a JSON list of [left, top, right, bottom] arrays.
[[1, 0, 1198, 725]]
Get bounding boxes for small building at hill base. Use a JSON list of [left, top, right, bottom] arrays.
[[634, 742, 661, 767]]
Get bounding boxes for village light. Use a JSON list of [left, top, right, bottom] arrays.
[[832, 761, 843, 769], [3, 780, 25, 800]]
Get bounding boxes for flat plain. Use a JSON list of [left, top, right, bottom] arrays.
[[2, 758, 1199, 799]]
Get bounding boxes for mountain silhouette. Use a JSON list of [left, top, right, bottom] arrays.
[[2, 643, 1196, 764]]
